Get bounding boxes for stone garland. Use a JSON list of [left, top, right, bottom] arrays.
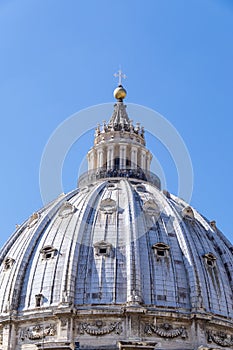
[[145, 323, 187, 339], [78, 320, 122, 336], [207, 330, 233, 347], [20, 324, 56, 341]]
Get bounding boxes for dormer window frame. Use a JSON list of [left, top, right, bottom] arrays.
[[99, 198, 117, 214], [94, 241, 113, 257], [182, 206, 195, 221], [40, 245, 57, 260], [203, 252, 217, 268], [35, 293, 44, 307], [152, 242, 170, 258], [58, 201, 75, 218], [143, 199, 160, 218], [210, 220, 217, 232], [3, 257, 15, 271], [27, 212, 40, 228]]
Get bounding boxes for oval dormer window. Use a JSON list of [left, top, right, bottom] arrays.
[[107, 181, 117, 189], [136, 184, 146, 192]]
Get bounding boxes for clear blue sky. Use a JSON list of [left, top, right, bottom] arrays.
[[0, 0, 233, 247]]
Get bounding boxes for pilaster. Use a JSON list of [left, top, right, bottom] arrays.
[[119, 144, 127, 169], [131, 146, 138, 169]]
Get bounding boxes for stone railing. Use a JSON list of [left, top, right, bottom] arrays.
[[78, 167, 161, 189]]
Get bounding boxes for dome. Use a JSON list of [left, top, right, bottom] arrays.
[[1, 84, 233, 350]]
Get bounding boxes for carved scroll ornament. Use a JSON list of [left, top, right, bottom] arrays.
[[78, 320, 122, 336], [145, 323, 187, 339], [21, 324, 56, 341], [207, 330, 233, 347]]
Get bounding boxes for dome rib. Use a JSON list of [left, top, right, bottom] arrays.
[[125, 180, 143, 305], [163, 197, 202, 311], [73, 182, 108, 305]]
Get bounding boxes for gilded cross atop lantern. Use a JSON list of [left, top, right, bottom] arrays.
[[114, 68, 126, 86]]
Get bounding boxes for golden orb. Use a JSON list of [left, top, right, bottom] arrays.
[[113, 86, 127, 100]]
